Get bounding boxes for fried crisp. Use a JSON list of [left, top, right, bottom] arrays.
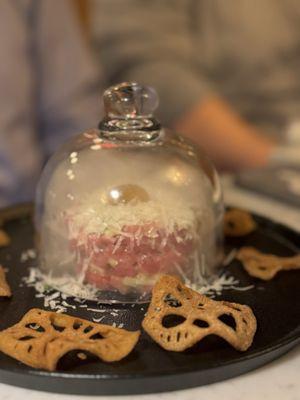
[[0, 230, 10, 247], [224, 209, 257, 237], [0, 309, 140, 371], [0, 266, 11, 297], [142, 275, 256, 352], [237, 247, 300, 280]]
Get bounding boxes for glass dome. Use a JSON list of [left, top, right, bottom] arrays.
[[35, 82, 224, 303]]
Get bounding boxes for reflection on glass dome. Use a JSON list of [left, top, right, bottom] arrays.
[[35, 82, 224, 303]]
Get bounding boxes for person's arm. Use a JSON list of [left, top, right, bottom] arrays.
[[175, 96, 276, 170], [36, 0, 102, 158], [91, 0, 275, 170]]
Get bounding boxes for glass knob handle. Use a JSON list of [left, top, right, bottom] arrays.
[[103, 82, 159, 119]]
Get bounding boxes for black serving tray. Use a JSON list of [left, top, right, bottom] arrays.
[[0, 203, 299, 395]]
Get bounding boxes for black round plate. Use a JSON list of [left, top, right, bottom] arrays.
[[0, 204, 299, 395]]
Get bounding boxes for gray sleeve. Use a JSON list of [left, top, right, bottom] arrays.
[[36, 0, 103, 157], [91, 0, 212, 126]]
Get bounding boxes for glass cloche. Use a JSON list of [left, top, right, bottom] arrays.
[[35, 82, 224, 303]]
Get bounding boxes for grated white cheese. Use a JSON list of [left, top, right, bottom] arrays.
[[70, 152, 78, 159], [22, 264, 254, 319], [229, 284, 255, 291], [93, 316, 105, 323], [90, 144, 102, 151], [61, 301, 76, 309], [45, 292, 60, 301], [74, 297, 86, 303], [20, 248, 36, 263], [223, 249, 238, 266], [67, 196, 198, 240], [110, 312, 119, 317], [189, 273, 254, 297], [23, 268, 97, 312], [27, 269, 98, 300], [27, 249, 36, 259]]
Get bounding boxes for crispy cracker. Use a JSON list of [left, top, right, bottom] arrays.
[[224, 209, 257, 237], [0, 230, 10, 247], [142, 275, 256, 352], [0, 266, 11, 297], [237, 247, 300, 280], [0, 309, 140, 371]]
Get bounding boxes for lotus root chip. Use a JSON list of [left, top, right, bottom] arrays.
[[0, 230, 10, 247], [0, 266, 11, 297], [142, 275, 257, 352], [224, 209, 257, 237], [0, 309, 140, 371], [237, 247, 300, 280]]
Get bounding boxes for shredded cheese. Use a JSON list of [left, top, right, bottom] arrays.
[[23, 265, 254, 311], [67, 196, 198, 240]]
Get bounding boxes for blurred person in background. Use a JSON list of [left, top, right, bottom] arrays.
[[0, 0, 101, 207], [91, 0, 300, 171]]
